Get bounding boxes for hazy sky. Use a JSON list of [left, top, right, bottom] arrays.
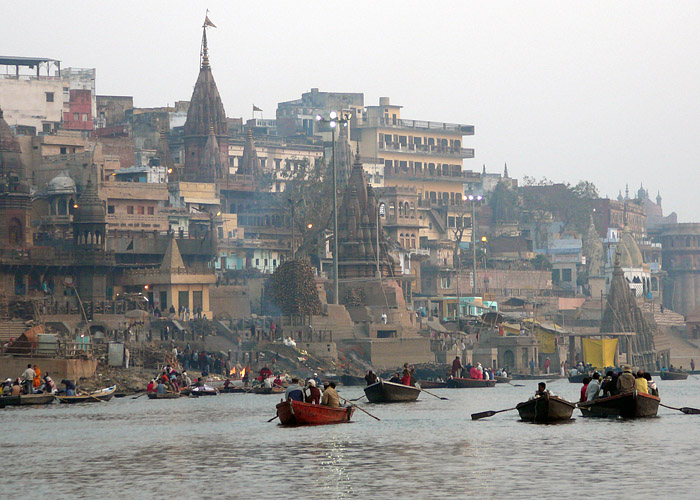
[[4, 1, 700, 222]]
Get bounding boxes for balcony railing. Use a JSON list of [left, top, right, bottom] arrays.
[[379, 142, 474, 158], [359, 117, 475, 134]]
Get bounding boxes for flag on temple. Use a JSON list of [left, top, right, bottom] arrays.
[[253, 105, 262, 112], [204, 16, 217, 28]]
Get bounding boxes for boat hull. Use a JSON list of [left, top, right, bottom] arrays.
[[659, 371, 688, 380], [446, 378, 497, 388], [19, 394, 55, 405], [275, 399, 354, 426], [364, 380, 421, 403], [417, 380, 447, 389], [57, 386, 116, 404], [568, 374, 587, 383], [578, 391, 660, 418], [0, 395, 21, 407], [252, 387, 284, 395], [516, 396, 576, 423], [147, 392, 182, 399], [495, 376, 512, 384]]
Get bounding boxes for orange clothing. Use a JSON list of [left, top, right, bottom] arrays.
[[33, 367, 42, 388]]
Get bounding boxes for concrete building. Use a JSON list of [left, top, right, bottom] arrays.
[[660, 223, 700, 316]]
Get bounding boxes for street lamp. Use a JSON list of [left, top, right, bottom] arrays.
[[315, 111, 351, 305], [467, 194, 483, 294]]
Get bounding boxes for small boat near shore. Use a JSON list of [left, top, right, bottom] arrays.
[[446, 378, 496, 388], [57, 386, 116, 404], [253, 386, 284, 395], [495, 376, 512, 384], [275, 399, 354, 426], [578, 391, 660, 418], [512, 374, 565, 381], [516, 395, 576, 423], [659, 371, 688, 381], [364, 380, 421, 403], [147, 392, 182, 399], [1, 393, 56, 407]]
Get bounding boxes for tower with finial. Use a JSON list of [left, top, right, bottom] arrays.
[[503, 163, 508, 178], [625, 183, 629, 200], [482, 164, 486, 175], [656, 191, 662, 208], [183, 13, 228, 182]]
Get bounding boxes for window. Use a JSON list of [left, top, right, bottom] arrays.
[[562, 268, 572, 282], [45, 92, 54, 102], [127, 206, 134, 215], [255, 258, 260, 266], [107, 205, 115, 214], [147, 207, 154, 215], [60, 147, 67, 155], [73, 113, 79, 122], [137, 206, 145, 215], [82, 113, 88, 122]]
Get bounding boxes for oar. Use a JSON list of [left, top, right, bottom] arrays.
[[419, 387, 448, 400], [131, 392, 146, 399], [471, 407, 517, 420], [506, 381, 525, 387], [349, 394, 366, 402], [79, 390, 105, 403], [660, 402, 700, 414], [340, 397, 381, 421], [267, 415, 279, 422]]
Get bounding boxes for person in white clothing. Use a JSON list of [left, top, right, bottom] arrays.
[[585, 372, 601, 402]]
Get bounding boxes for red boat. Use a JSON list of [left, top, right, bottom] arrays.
[[275, 399, 354, 426], [446, 377, 496, 388]]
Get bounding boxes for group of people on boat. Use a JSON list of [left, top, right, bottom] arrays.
[[146, 365, 192, 394], [284, 377, 341, 408], [1, 364, 59, 397], [579, 364, 659, 402], [450, 357, 498, 381]]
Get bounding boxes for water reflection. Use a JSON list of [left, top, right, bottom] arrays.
[[1, 380, 700, 499]]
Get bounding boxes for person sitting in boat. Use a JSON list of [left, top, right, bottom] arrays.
[[601, 371, 616, 397], [2, 378, 11, 395], [146, 379, 156, 393], [401, 367, 411, 386], [284, 378, 305, 402], [535, 382, 549, 398], [389, 372, 401, 384], [321, 381, 340, 408], [194, 377, 205, 387], [644, 373, 658, 396], [409, 366, 417, 386], [61, 379, 76, 396], [11, 379, 21, 396], [306, 379, 321, 404], [617, 365, 636, 393], [586, 373, 602, 402], [42, 374, 57, 394], [579, 377, 591, 403], [259, 365, 273, 381], [365, 370, 378, 385], [156, 380, 167, 394], [634, 371, 649, 394]]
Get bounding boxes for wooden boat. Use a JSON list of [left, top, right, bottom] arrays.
[[578, 391, 660, 418], [57, 386, 116, 404], [495, 376, 512, 384], [516, 395, 576, 423], [147, 392, 182, 399], [659, 371, 688, 381], [568, 374, 588, 383], [339, 374, 365, 386], [417, 380, 447, 389], [19, 393, 55, 405], [219, 386, 248, 393], [253, 386, 284, 395], [512, 374, 565, 381], [0, 395, 21, 407], [446, 377, 497, 388], [364, 379, 421, 403], [275, 399, 354, 426]]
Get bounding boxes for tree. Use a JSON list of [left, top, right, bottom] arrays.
[[489, 179, 518, 223], [266, 260, 322, 318]]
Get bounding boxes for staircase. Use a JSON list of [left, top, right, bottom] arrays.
[[642, 302, 686, 328]]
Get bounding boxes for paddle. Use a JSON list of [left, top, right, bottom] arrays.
[[267, 415, 279, 422], [419, 387, 449, 401], [340, 397, 381, 421], [349, 394, 366, 402], [131, 392, 146, 399], [659, 402, 700, 415], [79, 390, 105, 403], [506, 381, 525, 387], [471, 407, 517, 420]]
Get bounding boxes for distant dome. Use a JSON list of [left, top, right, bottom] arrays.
[[47, 173, 76, 195]]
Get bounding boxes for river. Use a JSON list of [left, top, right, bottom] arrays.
[[2, 377, 700, 499]]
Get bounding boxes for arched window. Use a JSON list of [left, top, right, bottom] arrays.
[[389, 203, 395, 216], [398, 203, 404, 217], [8, 218, 23, 246], [404, 202, 410, 216]]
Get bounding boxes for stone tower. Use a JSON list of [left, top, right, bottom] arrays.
[[0, 106, 32, 248], [237, 127, 261, 178], [183, 21, 228, 182], [72, 176, 110, 301]]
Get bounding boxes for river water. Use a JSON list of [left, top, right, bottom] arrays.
[[2, 377, 700, 499]]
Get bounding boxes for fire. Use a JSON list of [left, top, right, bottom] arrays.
[[230, 367, 237, 376]]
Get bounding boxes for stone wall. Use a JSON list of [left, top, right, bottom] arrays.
[[352, 337, 433, 369], [0, 356, 97, 381], [210, 285, 251, 319]]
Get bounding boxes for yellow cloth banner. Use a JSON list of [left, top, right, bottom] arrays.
[[582, 338, 618, 368], [535, 329, 556, 353]]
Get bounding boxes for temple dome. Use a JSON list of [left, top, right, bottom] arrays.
[[617, 228, 643, 268], [47, 172, 76, 195], [74, 179, 105, 222]]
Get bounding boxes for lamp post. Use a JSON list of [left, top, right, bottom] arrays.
[[315, 111, 351, 305], [468, 194, 483, 294]]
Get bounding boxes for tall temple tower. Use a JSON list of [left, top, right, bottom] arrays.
[[183, 17, 228, 182]]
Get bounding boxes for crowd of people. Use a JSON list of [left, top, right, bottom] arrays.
[[449, 356, 503, 381], [1, 363, 58, 397], [578, 364, 659, 402], [146, 364, 193, 394], [283, 377, 341, 408]]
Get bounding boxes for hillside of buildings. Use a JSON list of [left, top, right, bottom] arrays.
[[2, 29, 700, 380]]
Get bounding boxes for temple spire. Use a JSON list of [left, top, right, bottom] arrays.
[[200, 13, 217, 69]]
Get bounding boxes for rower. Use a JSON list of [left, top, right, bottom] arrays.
[[365, 370, 378, 385], [535, 382, 549, 397], [306, 379, 321, 404], [321, 381, 340, 408], [617, 365, 636, 393], [61, 379, 76, 396]]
